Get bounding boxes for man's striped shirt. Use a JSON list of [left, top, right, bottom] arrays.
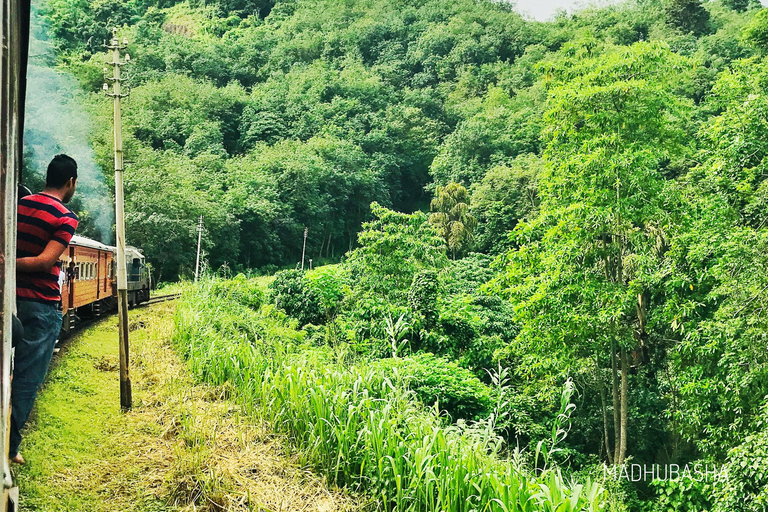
[[17, 193, 79, 303]]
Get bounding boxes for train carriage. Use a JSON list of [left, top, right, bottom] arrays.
[[60, 236, 150, 334], [60, 235, 117, 333], [1, 0, 31, 509]]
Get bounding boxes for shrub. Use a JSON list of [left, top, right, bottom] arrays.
[[651, 474, 713, 512], [268, 269, 323, 326], [714, 429, 768, 511], [305, 264, 348, 323], [436, 293, 479, 355], [373, 353, 494, 421], [208, 274, 264, 310], [408, 269, 439, 330]]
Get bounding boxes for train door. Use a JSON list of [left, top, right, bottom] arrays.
[[59, 254, 68, 317], [96, 252, 101, 300], [67, 246, 74, 310]]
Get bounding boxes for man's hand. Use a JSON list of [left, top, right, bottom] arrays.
[[17, 240, 67, 273]]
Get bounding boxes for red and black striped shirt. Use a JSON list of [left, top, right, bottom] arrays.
[[17, 193, 79, 303]]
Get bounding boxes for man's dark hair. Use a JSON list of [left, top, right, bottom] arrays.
[[46, 154, 78, 188]]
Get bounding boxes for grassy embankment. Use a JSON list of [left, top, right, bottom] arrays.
[[173, 276, 607, 512], [15, 302, 358, 512]]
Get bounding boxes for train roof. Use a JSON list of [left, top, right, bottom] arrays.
[[126, 246, 144, 260], [69, 236, 145, 260], [70, 235, 113, 252]]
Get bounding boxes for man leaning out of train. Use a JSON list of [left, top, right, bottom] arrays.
[[12, 154, 79, 464]]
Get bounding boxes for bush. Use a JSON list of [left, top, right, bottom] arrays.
[[209, 274, 264, 309], [305, 265, 348, 323], [651, 474, 713, 512], [408, 269, 439, 330], [437, 294, 479, 355], [268, 270, 323, 326], [373, 353, 494, 421], [714, 429, 768, 511]]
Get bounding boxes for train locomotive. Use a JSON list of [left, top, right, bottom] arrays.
[[61, 235, 150, 335]]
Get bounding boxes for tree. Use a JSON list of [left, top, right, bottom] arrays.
[[429, 182, 477, 259], [722, 0, 750, 13], [500, 42, 693, 465], [346, 202, 447, 304], [742, 9, 768, 53], [429, 87, 542, 187], [470, 153, 542, 254], [664, 0, 711, 36]]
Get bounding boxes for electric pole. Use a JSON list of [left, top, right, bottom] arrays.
[[105, 31, 131, 411], [195, 215, 203, 283], [301, 227, 308, 271]]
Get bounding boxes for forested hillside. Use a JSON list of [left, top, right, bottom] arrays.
[[26, 0, 768, 508]]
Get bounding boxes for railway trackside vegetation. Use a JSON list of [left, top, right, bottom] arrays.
[[174, 277, 607, 511]]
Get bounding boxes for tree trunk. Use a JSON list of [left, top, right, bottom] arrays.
[[601, 384, 614, 465], [611, 338, 621, 464], [319, 228, 326, 259], [618, 348, 629, 464], [637, 292, 647, 337]]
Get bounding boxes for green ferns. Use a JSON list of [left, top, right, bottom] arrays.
[[173, 278, 606, 511]]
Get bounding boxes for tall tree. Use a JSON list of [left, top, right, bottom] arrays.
[[429, 182, 478, 259], [499, 42, 693, 465], [664, 0, 711, 36]]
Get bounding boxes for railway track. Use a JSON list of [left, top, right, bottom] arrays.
[[57, 293, 181, 344], [142, 293, 182, 307]]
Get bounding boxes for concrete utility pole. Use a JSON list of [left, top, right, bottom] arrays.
[[301, 227, 308, 271], [195, 215, 203, 283], [105, 31, 132, 411]]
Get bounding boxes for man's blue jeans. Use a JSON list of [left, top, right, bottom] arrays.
[[10, 299, 62, 456]]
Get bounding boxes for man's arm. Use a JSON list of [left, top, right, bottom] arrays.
[[17, 239, 67, 273]]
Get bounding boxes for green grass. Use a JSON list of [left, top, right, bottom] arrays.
[[15, 316, 171, 512]]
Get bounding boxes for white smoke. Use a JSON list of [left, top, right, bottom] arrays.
[[23, 3, 114, 244]]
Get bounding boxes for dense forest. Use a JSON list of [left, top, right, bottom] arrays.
[[23, 0, 768, 508]]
